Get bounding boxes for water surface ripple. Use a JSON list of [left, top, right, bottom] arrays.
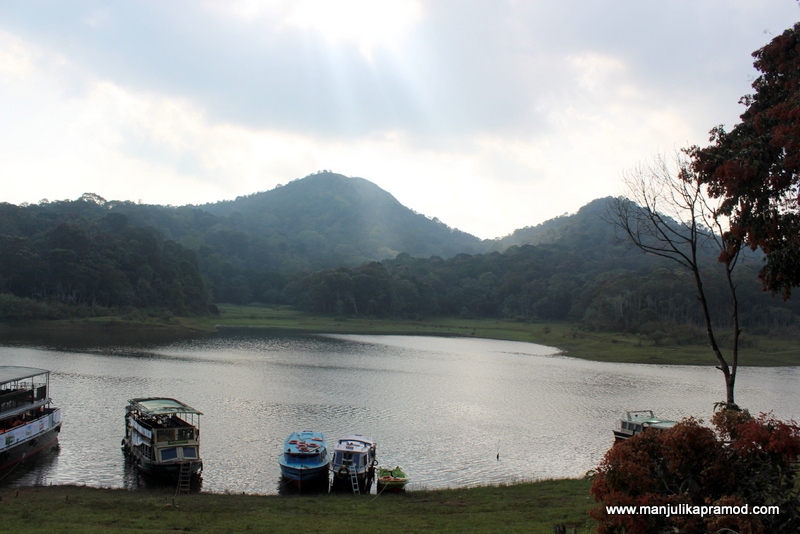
[[1, 329, 797, 494]]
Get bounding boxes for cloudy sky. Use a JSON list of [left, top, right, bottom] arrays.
[[1, 1, 798, 239]]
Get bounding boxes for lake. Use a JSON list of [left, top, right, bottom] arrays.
[[1, 327, 797, 494]]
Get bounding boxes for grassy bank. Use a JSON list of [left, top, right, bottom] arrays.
[[2, 304, 797, 366], [1, 478, 595, 533], [188, 305, 798, 367]]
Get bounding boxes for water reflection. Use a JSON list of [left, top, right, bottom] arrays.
[[0, 329, 797, 495], [0, 443, 61, 487], [121, 456, 204, 492]]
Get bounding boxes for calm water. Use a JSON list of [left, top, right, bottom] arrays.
[[0, 328, 798, 494]]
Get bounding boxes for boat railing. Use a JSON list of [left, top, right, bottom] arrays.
[[0, 407, 61, 452], [155, 427, 196, 442]]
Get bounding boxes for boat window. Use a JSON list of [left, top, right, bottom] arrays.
[[182, 447, 197, 459], [177, 428, 194, 440], [157, 429, 176, 442], [334, 452, 343, 464], [160, 447, 178, 461]]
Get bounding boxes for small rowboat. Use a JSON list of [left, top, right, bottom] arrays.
[[377, 466, 408, 493]]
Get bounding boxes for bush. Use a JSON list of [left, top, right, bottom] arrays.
[[590, 408, 800, 533]]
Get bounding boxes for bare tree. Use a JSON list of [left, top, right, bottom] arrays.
[[608, 152, 742, 405]]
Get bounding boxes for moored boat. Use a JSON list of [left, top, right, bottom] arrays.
[[279, 431, 331, 488], [122, 397, 203, 480], [0, 367, 63, 475], [377, 466, 408, 493], [613, 410, 676, 442], [330, 434, 376, 494]]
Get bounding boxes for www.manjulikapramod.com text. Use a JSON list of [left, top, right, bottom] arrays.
[[606, 504, 780, 518]]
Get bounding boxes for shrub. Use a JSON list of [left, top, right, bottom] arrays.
[[590, 408, 800, 533]]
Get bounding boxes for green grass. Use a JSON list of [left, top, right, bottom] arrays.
[[3, 304, 797, 367], [179, 305, 798, 367], [0, 478, 596, 533]]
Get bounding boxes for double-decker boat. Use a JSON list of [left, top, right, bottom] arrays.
[[330, 435, 377, 494], [613, 410, 676, 442], [122, 397, 203, 480], [279, 431, 331, 488], [0, 367, 63, 474]]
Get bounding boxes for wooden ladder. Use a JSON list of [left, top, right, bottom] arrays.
[[349, 466, 360, 495], [176, 463, 192, 494]]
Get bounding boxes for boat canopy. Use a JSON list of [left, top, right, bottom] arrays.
[[128, 397, 203, 416], [624, 410, 676, 429], [0, 366, 50, 385], [334, 435, 375, 452]]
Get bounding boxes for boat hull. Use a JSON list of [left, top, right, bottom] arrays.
[[0, 422, 62, 475], [121, 438, 202, 479], [331, 467, 375, 493], [377, 479, 408, 493], [613, 430, 633, 442], [279, 464, 329, 487]]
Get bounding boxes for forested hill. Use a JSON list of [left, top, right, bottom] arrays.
[[493, 197, 616, 250], [0, 173, 798, 333], [199, 172, 487, 263]]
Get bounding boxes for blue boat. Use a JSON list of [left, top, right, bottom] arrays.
[[279, 431, 331, 488]]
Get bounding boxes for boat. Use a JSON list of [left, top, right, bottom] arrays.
[[121, 397, 203, 480], [613, 410, 676, 442], [330, 434, 377, 493], [279, 431, 331, 488], [0, 367, 63, 475], [377, 466, 408, 493]]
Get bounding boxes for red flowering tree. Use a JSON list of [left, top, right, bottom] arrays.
[[690, 22, 800, 298], [590, 409, 800, 533]]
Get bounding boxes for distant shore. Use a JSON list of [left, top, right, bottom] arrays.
[[1, 478, 595, 534], [1, 304, 797, 366]]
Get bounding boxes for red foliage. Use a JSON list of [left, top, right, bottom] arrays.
[[590, 411, 800, 533], [690, 22, 800, 297]]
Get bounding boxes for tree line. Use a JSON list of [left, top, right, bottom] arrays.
[[0, 202, 208, 320], [283, 247, 798, 337], [1, 195, 797, 337]]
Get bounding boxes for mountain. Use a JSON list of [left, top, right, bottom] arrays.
[[197, 172, 488, 266], [494, 197, 617, 250], [1, 174, 797, 331]]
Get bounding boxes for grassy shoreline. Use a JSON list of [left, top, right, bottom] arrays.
[[1, 304, 797, 366], [1, 478, 596, 533]]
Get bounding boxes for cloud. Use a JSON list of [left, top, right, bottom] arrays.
[[0, 1, 798, 238]]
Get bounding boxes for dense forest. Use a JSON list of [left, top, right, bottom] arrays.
[[0, 173, 797, 337]]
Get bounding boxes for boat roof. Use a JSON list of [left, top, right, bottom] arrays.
[[624, 410, 676, 427], [334, 435, 375, 452], [127, 397, 202, 416], [0, 366, 50, 385], [283, 431, 327, 454], [285, 430, 326, 443]]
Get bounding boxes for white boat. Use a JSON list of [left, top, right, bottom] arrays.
[[122, 397, 203, 481], [613, 410, 676, 442], [330, 435, 376, 494], [0, 366, 63, 474]]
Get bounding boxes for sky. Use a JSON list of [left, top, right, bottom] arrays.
[[0, 1, 798, 240]]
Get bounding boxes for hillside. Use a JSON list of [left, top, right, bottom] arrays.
[[198, 172, 487, 264], [1, 172, 797, 333]]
